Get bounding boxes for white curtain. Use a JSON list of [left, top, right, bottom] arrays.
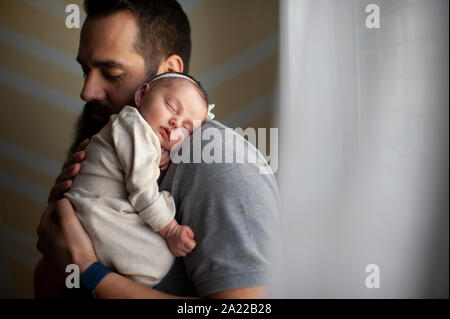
[[272, 0, 448, 298]]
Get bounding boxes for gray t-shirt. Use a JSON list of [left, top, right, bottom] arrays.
[[153, 120, 279, 297]]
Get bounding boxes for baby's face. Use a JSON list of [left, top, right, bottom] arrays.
[[135, 78, 207, 151]]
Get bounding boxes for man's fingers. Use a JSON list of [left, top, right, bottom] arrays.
[[159, 148, 171, 170], [55, 163, 81, 183], [161, 148, 169, 160], [75, 138, 90, 153], [47, 180, 72, 204], [161, 156, 170, 166], [62, 151, 86, 170]]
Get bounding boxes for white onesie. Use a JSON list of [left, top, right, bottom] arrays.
[[65, 105, 175, 287]]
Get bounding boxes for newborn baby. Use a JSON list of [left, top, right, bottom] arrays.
[[65, 72, 210, 287]]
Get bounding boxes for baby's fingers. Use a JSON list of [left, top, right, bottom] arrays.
[[183, 238, 197, 252], [183, 226, 195, 239]]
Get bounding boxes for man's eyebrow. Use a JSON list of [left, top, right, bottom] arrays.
[[76, 57, 127, 69]]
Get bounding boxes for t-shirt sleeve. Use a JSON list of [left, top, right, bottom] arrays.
[[173, 127, 279, 296], [111, 106, 175, 231]]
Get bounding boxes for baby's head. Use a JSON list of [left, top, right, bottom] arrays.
[[134, 72, 209, 151]]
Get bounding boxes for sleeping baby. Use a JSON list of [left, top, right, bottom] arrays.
[[65, 72, 212, 287]]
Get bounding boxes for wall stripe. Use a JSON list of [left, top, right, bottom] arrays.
[[199, 34, 278, 91], [0, 0, 79, 54], [0, 220, 37, 257], [222, 91, 276, 128], [0, 66, 82, 115], [0, 139, 60, 179], [0, 42, 82, 98], [0, 156, 54, 192], [189, 0, 279, 75], [179, 0, 208, 12], [17, 0, 85, 22], [0, 84, 77, 163], [4, 245, 38, 269], [0, 25, 81, 76], [207, 54, 278, 119], [0, 187, 45, 237], [0, 170, 48, 205]]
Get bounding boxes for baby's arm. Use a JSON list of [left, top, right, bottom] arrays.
[[158, 219, 196, 257]]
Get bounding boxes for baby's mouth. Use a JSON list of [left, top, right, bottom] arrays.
[[160, 127, 171, 141]]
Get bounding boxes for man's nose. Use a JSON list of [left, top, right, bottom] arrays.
[[80, 73, 107, 102]]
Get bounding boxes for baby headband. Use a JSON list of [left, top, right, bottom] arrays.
[[150, 73, 215, 120]]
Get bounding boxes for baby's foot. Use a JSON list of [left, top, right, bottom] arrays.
[[166, 225, 196, 257]]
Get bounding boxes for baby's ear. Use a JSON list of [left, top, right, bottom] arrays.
[[134, 83, 150, 107]]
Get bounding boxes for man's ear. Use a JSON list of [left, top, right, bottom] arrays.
[[134, 83, 150, 107], [156, 54, 184, 74]]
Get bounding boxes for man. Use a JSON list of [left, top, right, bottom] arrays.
[[35, 0, 278, 298]]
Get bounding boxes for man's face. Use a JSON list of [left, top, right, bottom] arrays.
[[70, 10, 156, 153], [77, 10, 149, 119]]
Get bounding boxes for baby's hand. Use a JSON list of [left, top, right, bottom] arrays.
[[165, 225, 196, 257]]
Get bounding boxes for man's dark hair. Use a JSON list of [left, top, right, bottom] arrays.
[[83, 0, 192, 76]]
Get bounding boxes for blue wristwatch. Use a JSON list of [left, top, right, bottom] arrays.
[[80, 261, 112, 292]]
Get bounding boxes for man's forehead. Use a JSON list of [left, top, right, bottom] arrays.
[[78, 11, 141, 65]]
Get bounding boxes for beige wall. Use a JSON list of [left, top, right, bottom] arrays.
[[0, 0, 279, 298]]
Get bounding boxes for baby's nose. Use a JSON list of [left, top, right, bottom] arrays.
[[170, 117, 181, 128]]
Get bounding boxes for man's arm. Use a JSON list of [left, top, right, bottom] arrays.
[[93, 272, 267, 299], [35, 200, 266, 299]]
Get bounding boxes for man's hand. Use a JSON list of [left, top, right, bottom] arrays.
[[36, 198, 97, 274], [48, 139, 90, 204], [160, 147, 171, 171]]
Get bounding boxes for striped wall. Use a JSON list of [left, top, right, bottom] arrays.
[[0, 0, 279, 298]]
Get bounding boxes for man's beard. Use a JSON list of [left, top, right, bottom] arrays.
[[68, 101, 114, 157]]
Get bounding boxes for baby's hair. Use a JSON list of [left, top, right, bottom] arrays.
[[148, 72, 209, 107]]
